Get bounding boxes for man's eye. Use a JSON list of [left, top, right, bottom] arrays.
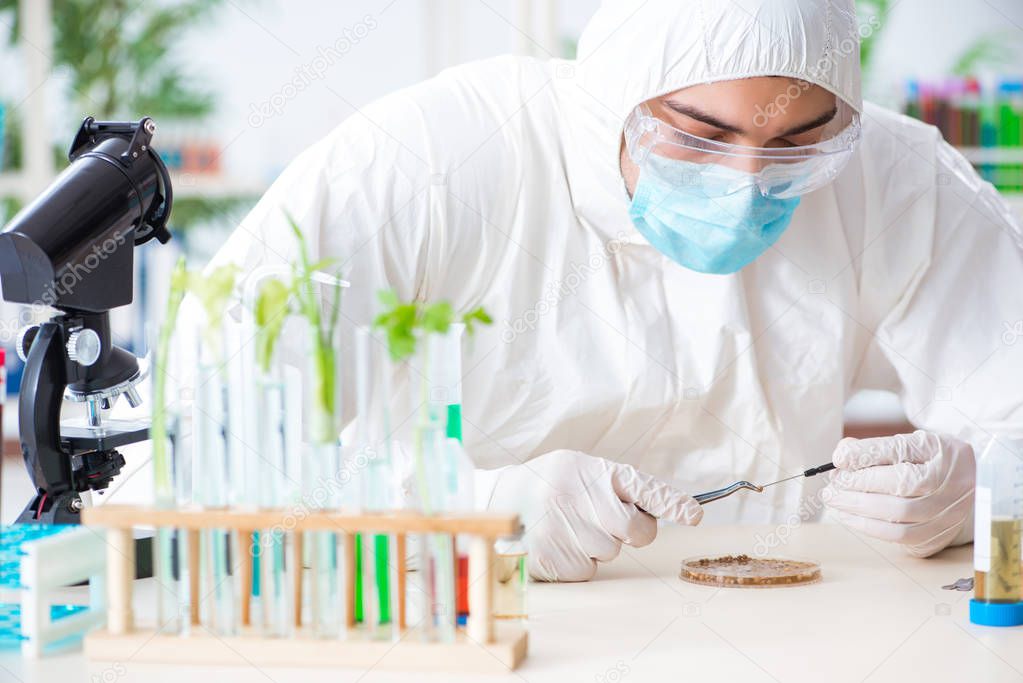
[[786, 132, 825, 147], [673, 129, 724, 142]]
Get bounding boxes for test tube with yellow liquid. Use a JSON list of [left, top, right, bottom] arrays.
[[971, 435, 1023, 626]]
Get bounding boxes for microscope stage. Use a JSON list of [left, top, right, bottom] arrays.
[[60, 418, 150, 452]]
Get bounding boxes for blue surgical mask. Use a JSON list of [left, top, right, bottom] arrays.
[[628, 157, 801, 274]]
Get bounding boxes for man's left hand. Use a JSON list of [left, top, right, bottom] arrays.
[[823, 430, 975, 557]]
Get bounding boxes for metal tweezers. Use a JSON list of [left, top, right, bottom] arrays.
[[693, 481, 763, 504], [694, 463, 836, 505]]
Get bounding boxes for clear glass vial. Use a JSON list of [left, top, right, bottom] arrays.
[[971, 434, 1023, 626]]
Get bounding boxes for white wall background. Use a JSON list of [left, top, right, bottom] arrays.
[[174, 0, 1022, 187], [177, 0, 599, 186], [0, 0, 1018, 194]]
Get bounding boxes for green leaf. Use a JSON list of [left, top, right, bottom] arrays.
[[282, 210, 344, 438], [420, 301, 454, 334], [372, 293, 492, 359], [186, 263, 239, 360], [254, 278, 291, 373], [191, 264, 238, 325], [950, 31, 1016, 76], [461, 307, 493, 336], [309, 257, 339, 273], [377, 289, 399, 309]]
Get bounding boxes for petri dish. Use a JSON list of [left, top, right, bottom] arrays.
[[680, 554, 821, 588]]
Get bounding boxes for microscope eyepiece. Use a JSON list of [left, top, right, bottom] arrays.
[[0, 116, 172, 312]]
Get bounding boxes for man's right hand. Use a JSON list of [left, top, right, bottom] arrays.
[[483, 449, 703, 582]]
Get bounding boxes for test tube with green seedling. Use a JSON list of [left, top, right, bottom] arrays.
[[285, 214, 348, 638], [151, 257, 190, 635], [190, 264, 240, 636], [372, 293, 491, 642], [249, 270, 298, 636]]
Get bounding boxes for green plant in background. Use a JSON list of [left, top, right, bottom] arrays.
[[858, 1, 1021, 96], [856, 0, 890, 77], [0, 0, 221, 117], [950, 31, 1019, 77], [0, 0, 254, 232]]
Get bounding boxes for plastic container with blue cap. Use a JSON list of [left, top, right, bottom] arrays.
[[970, 433, 1023, 627]]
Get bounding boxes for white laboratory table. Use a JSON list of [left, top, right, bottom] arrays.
[[0, 522, 1020, 683]]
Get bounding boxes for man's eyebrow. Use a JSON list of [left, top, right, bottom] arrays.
[[662, 100, 744, 135], [663, 100, 839, 138], [780, 107, 838, 137]]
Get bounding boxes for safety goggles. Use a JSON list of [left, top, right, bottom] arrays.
[[623, 101, 861, 199]]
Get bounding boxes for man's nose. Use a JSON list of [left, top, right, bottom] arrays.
[[720, 155, 762, 175]]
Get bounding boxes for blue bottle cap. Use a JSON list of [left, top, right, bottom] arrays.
[[970, 599, 1023, 627], [996, 79, 1023, 94]]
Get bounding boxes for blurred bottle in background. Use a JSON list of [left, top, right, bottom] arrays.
[[903, 76, 1023, 193]]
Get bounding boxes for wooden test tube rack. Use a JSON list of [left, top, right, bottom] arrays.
[[82, 505, 528, 673]]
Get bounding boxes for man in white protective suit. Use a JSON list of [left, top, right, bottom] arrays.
[[211, 0, 1022, 581]]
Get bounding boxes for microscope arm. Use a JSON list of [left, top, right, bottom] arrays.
[[18, 321, 72, 506]]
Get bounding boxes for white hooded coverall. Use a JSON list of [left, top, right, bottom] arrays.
[[212, 0, 1023, 564]]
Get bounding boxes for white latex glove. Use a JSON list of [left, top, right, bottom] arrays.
[[483, 450, 703, 582], [823, 430, 975, 557]]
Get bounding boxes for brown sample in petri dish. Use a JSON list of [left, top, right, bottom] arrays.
[[680, 554, 821, 588]]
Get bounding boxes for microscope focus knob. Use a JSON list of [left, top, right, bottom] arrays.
[[16, 324, 40, 361], [67, 328, 102, 367]]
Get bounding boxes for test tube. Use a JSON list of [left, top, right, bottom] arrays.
[[433, 326, 478, 626], [241, 268, 300, 636], [151, 321, 192, 633], [195, 356, 236, 636], [302, 328, 344, 638], [303, 441, 343, 638], [493, 535, 528, 622], [354, 327, 400, 641], [254, 368, 293, 636], [971, 434, 1023, 627], [411, 335, 460, 642]]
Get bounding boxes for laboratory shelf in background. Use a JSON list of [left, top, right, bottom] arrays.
[[958, 147, 1023, 165]]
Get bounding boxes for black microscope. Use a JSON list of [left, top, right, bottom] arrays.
[[0, 117, 172, 525]]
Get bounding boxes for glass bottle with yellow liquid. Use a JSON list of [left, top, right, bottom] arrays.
[[971, 434, 1023, 626]]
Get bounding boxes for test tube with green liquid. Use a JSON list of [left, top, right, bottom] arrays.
[[354, 327, 400, 640], [412, 333, 464, 642], [428, 325, 476, 626]]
